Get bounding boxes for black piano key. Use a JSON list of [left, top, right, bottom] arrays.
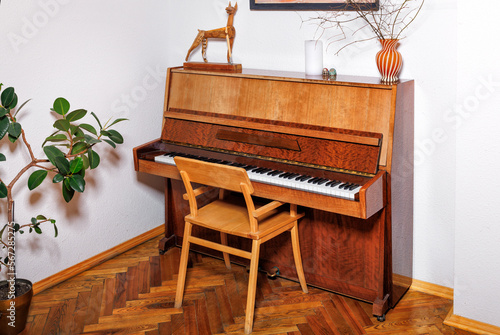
[[317, 178, 328, 185]]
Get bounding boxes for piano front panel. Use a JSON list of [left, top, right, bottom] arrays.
[[166, 69, 395, 167]]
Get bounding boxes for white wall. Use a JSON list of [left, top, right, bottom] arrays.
[[2, 0, 499, 328], [1, 0, 169, 282], [455, 0, 500, 326]]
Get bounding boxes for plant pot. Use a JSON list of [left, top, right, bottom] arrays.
[[0, 279, 33, 335], [375, 39, 403, 83]]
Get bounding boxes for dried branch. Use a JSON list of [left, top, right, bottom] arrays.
[[304, 0, 425, 54]]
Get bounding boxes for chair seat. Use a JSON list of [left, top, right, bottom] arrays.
[[186, 198, 305, 240]]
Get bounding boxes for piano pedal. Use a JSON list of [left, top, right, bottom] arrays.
[[245, 265, 280, 279]]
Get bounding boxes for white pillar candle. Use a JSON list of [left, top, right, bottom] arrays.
[[305, 40, 323, 76]]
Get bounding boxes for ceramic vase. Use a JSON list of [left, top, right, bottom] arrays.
[[375, 39, 402, 83]]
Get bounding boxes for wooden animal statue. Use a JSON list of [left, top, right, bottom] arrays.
[[185, 2, 237, 64]]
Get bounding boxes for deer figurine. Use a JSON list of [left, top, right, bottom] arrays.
[[185, 2, 238, 64]]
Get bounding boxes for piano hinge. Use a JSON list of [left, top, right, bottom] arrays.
[[162, 140, 376, 178]]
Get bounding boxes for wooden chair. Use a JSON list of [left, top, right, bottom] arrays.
[[173, 156, 308, 334]]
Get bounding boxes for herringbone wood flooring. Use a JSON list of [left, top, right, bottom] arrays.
[[23, 237, 475, 334]]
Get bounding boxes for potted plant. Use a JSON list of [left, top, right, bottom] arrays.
[[305, 0, 425, 82], [0, 84, 126, 334]]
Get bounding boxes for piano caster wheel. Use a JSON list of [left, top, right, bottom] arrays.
[[246, 266, 280, 279], [376, 314, 386, 322], [266, 266, 280, 279], [267, 266, 280, 278]]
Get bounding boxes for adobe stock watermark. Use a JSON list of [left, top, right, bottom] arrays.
[[110, 65, 165, 116], [416, 74, 499, 165], [393, 74, 500, 182], [4, 222, 17, 328], [7, 0, 73, 53]]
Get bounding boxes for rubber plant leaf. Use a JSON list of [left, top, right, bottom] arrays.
[[53, 97, 70, 116], [28, 170, 48, 190]]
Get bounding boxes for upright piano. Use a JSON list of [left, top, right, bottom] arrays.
[[133, 67, 414, 320]]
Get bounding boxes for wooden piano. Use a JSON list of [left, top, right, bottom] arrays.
[[133, 67, 414, 320]]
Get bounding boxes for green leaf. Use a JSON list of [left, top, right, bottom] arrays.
[[53, 223, 58, 238], [84, 134, 101, 145], [34, 226, 42, 234], [1, 87, 16, 108], [0, 116, 9, 140], [13, 99, 31, 118], [52, 173, 64, 183], [69, 157, 83, 174], [103, 139, 116, 148], [71, 142, 88, 155], [53, 119, 70, 131], [108, 118, 128, 127], [0, 182, 7, 198], [54, 156, 70, 175], [53, 97, 70, 116], [62, 180, 75, 202], [43, 145, 65, 166], [69, 174, 85, 193], [91, 112, 102, 130], [13, 223, 20, 232], [0, 107, 8, 118], [28, 170, 48, 190], [82, 155, 89, 170], [45, 134, 67, 142], [8, 134, 17, 143], [36, 215, 47, 220], [66, 109, 87, 122], [88, 148, 100, 169], [77, 166, 85, 177], [79, 123, 97, 135], [0, 153, 5, 161], [73, 127, 84, 138], [8, 122, 22, 138], [31, 217, 37, 225], [102, 129, 123, 144]]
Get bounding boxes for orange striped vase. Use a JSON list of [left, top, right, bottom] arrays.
[[376, 39, 402, 83]]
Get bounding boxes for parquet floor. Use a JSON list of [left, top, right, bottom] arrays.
[[23, 236, 476, 334]]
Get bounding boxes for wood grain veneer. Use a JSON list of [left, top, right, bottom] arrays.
[[133, 67, 414, 320]]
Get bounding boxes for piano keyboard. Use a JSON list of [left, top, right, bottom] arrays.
[[155, 152, 362, 200]]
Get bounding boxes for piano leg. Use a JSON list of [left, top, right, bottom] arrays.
[[159, 178, 177, 254], [373, 293, 390, 321]]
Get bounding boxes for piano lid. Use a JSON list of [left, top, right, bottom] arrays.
[[162, 109, 382, 176]]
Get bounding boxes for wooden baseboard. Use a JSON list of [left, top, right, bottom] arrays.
[[444, 307, 500, 335], [410, 278, 454, 300], [33, 224, 165, 295]]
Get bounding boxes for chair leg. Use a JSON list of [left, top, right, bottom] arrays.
[[291, 223, 308, 293], [175, 221, 193, 308], [244, 239, 261, 334], [220, 232, 231, 269]]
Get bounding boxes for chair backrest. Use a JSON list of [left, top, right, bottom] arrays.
[[174, 156, 254, 193], [174, 156, 258, 231]]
